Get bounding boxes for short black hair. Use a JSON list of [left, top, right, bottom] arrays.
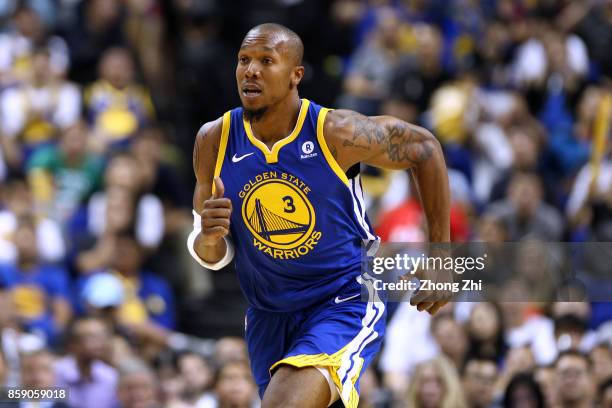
[[503, 372, 545, 408], [599, 376, 612, 400], [461, 355, 499, 376], [555, 349, 591, 369]]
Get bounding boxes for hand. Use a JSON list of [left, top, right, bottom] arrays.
[[199, 177, 232, 246], [409, 266, 454, 315]]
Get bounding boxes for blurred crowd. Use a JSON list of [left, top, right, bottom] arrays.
[[0, 0, 611, 407]]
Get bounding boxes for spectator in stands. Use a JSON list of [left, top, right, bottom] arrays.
[[554, 350, 595, 408], [75, 186, 138, 274], [214, 337, 249, 366], [590, 343, 612, 389], [502, 372, 544, 408], [405, 356, 468, 408], [55, 316, 118, 408], [59, 0, 126, 85], [486, 171, 563, 241], [496, 346, 536, 399], [384, 24, 449, 124], [0, 46, 80, 169], [430, 313, 468, 369], [337, 7, 404, 115], [76, 231, 175, 336], [116, 358, 161, 408], [87, 153, 165, 250], [176, 351, 214, 406], [466, 302, 507, 361], [214, 359, 258, 408], [461, 356, 499, 408], [0, 215, 71, 344], [534, 365, 558, 408], [599, 377, 612, 408], [85, 48, 155, 152], [130, 126, 191, 213], [27, 121, 104, 222], [0, 1, 69, 86], [19, 349, 69, 408], [489, 126, 545, 203], [0, 178, 65, 264], [379, 301, 439, 399]]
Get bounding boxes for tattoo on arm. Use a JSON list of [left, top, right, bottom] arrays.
[[343, 139, 369, 150], [344, 113, 435, 166], [193, 136, 200, 173], [385, 123, 434, 165], [329, 143, 338, 160], [351, 114, 386, 147]]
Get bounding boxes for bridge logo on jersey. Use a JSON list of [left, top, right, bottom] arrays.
[[239, 171, 322, 259]]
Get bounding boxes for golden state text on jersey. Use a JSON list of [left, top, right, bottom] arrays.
[[213, 99, 378, 312]]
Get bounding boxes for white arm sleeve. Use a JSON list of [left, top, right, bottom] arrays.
[[187, 210, 234, 270]]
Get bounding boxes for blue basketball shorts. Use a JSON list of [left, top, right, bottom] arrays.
[[245, 275, 386, 408]]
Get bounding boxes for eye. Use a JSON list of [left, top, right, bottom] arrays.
[[263, 57, 273, 64], [239, 56, 249, 64]]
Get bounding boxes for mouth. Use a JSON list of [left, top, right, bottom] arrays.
[[242, 83, 262, 99]]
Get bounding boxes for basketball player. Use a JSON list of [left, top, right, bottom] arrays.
[[188, 24, 450, 408]]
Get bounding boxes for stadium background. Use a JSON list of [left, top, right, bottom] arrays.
[[0, 0, 611, 406]]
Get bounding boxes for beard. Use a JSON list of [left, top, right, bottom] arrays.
[[243, 106, 268, 122]]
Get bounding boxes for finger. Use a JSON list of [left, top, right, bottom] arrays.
[[202, 208, 232, 219], [427, 302, 446, 315], [213, 177, 225, 199], [416, 301, 434, 312], [202, 226, 229, 236], [202, 218, 230, 228], [203, 198, 232, 209], [410, 288, 432, 305]]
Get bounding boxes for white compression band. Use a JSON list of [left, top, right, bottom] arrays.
[[315, 366, 340, 407], [187, 210, 234, 270]]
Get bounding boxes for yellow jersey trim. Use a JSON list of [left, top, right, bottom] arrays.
[[269, 345, 363, 408], [316, 108, 350, 186], [212, 111, 231, 196], [243, 99, 310, 163]]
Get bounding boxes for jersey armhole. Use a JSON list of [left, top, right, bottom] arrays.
[[316, 108, 350, 187], [212, 111, 231, 196]]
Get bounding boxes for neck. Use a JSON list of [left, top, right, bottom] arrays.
[[248, 94, 302, 146], [76, 357, 93, 380], [18, 259, 36, 272]]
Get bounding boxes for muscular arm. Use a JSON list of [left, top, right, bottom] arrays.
[[324, 110, 450, 243], [191, 118, 230, 263]]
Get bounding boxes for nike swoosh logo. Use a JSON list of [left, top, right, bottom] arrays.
[[232, 152, 254, 163], [334, 294, 360, 304]]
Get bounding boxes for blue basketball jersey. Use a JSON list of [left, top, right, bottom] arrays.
[[215, 99, 379, 312]]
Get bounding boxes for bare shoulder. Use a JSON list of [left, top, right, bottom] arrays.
[[323, 109, 365, 138], [193, 116, 224, 177], [195, 117, 224, 150]]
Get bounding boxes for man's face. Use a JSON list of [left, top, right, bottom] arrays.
[[73, 319, 110, 361], [118, 371, 158, 408], [236, 31, 302, 117], [178, 354, 213, 394], [463, 360, 498, 408], [21, 353, 55, 388], [215, 361, 256, 407], [14, 224, 38, 263], [555, 355, 593, 405]]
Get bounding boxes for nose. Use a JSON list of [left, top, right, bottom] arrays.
[[245, 61, 261, 79]]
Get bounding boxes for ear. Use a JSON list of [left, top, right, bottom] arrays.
[[291, 66, 305, 88]]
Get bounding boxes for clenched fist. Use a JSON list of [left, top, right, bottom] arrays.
[[199, 177, 232, 246]]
